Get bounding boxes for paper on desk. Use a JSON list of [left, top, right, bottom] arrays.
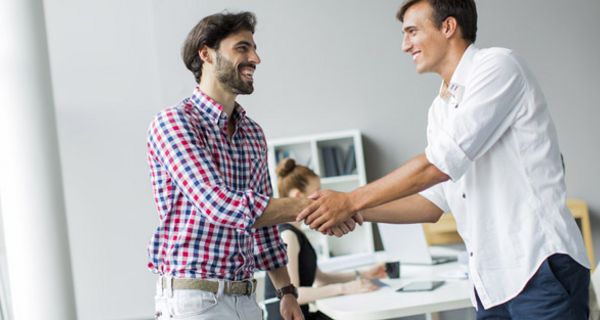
[[439, 269, 469, 279]]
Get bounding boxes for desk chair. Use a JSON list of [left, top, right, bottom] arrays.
[[591, 263, 600, 320]]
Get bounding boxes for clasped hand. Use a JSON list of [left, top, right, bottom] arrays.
[[296, 190, 362, 236]]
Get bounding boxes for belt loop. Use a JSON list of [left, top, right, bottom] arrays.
[[247, 279, 254, 296], [156, 277, 163, 297], [217, 280, 225, 297], [166, 275, 174, 298]]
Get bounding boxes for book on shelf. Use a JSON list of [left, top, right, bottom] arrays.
[[321, 145, 357, 176], [321, 146, 338, 177], [343, 145, 356, 175]]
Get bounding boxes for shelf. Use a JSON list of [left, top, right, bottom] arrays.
[[267, 129, 373, 259], [320, 174, 360, 185]]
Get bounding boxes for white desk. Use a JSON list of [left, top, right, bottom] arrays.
[[315, 262, 473, 320]]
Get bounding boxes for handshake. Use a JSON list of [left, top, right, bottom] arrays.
[[295, 190, 362, 237]]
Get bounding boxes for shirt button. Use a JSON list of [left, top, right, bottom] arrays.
[[470, 252, 473, 257], [462, 193, 466, 199]]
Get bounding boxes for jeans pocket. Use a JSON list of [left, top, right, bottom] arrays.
[[539, 258, 569, 298], [168, 290, 218, 319]]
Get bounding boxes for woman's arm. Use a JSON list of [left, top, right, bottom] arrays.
[[280, 230, 374, 304]]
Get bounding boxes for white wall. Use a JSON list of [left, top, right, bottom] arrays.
[[18, 0, 600, 319]]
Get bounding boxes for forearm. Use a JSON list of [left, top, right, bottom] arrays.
[[253, 198, 310, 228], [361, 194, 443, 224], [314, 270, 355, 286], [296, 284, 344, 305], [267, 266, 293, 290], [349, 153, 449, 212]]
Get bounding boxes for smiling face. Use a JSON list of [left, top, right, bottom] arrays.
[[401, 1, 450, 75], [213, 30, 261, 94]]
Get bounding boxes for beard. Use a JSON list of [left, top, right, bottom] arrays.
[[215, 52, 254, 95]]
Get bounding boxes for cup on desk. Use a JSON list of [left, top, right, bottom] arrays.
[[385, 261, 401, 279]]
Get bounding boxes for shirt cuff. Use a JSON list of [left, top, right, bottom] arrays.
[[419, 185, 450, 213], [425, 128, 471, 181], [239, 191, 270, 231], [254, 241, 288, 271]]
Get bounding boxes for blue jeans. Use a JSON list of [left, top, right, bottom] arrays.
[[476, 254, 589, 320]]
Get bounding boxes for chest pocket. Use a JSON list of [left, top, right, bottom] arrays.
[[243, 142, 265, 191]]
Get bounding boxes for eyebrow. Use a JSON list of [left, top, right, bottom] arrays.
[[235, 40, 257, 49], [403, 25, 417, 33]]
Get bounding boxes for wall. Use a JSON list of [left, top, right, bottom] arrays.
[[23, 0, 600, 318]]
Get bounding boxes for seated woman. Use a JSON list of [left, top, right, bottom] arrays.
[[264, 158, 386, 320]]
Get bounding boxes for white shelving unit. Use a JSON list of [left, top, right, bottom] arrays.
[[267, 130, 374, 260]]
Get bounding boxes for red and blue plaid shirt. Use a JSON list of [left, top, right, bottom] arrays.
[[146, 87, 287, 280]]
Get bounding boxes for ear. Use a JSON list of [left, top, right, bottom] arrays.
[[198, 45, 213, 64], [287, 188, 303, 199], [442, 16, 459, 39]]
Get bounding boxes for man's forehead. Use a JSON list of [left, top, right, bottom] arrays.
[[222, 30, 256, 46]]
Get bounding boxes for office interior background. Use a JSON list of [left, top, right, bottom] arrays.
[[0, 0, 599, 319]]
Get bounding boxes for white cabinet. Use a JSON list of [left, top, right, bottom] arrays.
[[267, 130, 374, 260]]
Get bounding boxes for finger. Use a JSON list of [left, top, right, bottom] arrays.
[[297, 202, 319, 222], [353, 213, 364, 225], [318, 219, 337, 233], [331, 227, 343, 237], [339, 223, 350, 235], [309, 215, 329, 230], [344, 219, 356, 232]]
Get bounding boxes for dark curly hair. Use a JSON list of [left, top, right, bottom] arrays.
[[182, 11, 257, 83]]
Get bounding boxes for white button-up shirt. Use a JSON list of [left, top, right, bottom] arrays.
[[420, 45, 589, 309]]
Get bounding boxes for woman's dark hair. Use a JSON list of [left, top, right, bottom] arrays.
[[397, 0, 477, 44], [182, 11, 257, 83], [276, 158, 318, 197]]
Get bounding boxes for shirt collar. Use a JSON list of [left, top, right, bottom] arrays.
[[439, 44, 478, 103], [190, 86, 247, 125]]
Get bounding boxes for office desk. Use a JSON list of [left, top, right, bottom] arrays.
[[316, 262, 473, 320]]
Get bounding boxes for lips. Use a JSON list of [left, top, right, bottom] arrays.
[[411, 51, 421, 62], [239, 65, 255, 81]]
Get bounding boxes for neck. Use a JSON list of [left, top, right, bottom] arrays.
[[198, 76, 237, 116], [438, 41, 470, 86]]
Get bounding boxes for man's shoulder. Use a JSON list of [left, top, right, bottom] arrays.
[[152, 98, 198, 123], [474, 47, 521, 67]]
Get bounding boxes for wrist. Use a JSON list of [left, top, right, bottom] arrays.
[[276, 283, 298, 299], [348, 189, 363, 212], [339, 282, 348, 295]]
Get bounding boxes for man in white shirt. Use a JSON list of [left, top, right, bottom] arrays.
[[297, 0, 590, 318]]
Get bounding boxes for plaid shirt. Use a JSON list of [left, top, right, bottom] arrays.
[[146, 87, 287, 280]]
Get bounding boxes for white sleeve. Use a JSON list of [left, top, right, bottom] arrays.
[[419, 183, 449, 213], [426, 52, 526, 181]]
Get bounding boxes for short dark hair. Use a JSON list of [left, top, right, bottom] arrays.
[[397, 0, 477, 44], [182, 11, 257, 83]]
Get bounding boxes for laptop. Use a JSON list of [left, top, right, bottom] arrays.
[[378, 223, 457, 265]]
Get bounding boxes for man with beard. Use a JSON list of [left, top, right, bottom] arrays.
[[146, 11, 348, 320]]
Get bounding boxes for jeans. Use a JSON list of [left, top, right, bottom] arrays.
[[155, 278, 262, 320], [475, 254, 589, 320]]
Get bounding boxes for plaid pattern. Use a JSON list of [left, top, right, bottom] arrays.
[[146, 87, 287, 280]]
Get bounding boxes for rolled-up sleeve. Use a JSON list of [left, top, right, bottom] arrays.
[[147, 108, 269, 231], [426, 52, 526, 181], [419, 183, 450, 213], [253, 226, 288, 271]]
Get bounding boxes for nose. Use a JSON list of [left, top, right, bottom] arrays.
[[401, 34, 411, 53], [249, 49, 261, 65]]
